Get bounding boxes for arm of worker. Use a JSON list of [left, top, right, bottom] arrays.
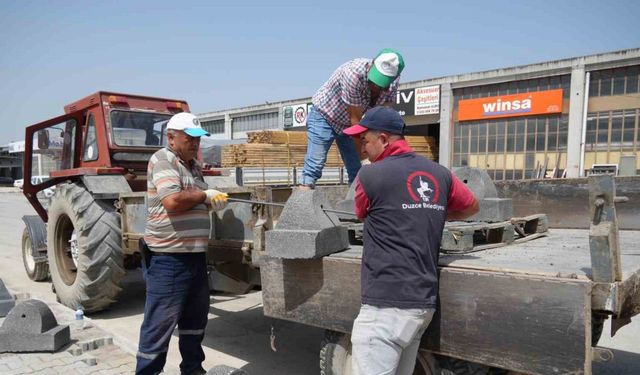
[[161, 190, 206, 212], [341, 66, 367, 125], [353, 175, 369, 220], [379, 78, 400, 107], [152, 159, 225, 212], [446, 173, 479, 221], [347, 105, 364, 125]]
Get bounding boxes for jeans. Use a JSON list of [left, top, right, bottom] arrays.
[[136, 253, 209, 375], [351, 304, 435, 375], [300, 107, 361, 186]]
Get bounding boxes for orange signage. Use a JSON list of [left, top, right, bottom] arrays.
[[458, 89, 563, 121]]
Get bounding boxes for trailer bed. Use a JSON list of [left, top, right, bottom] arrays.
[[328, 229, 640, 280], [261, 228, 640, 374]]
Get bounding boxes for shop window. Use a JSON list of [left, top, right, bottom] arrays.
[[589, 78, 599, 97], [597, 115, 609, 144], [627, 67, 639, 93], [613, 71, 626, 95], [495, 170, 504, 180], [525, 153, 535, 169], [535, 118, 547, 151], [600, 75, 612, 96], [623, 111, 636, 144], [478, 136, 487, 153], [506, 122, 515, 152], [470, 137, 478, 153], [611, 115, 623, 145]]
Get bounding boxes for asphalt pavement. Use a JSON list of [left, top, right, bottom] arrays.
[[0, 191, 638, 374]]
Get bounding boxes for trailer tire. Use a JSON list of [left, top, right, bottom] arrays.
[[319, 330, 440, 375], [47, 182, 124, 313], [320, 330, 352, 375], [438, 355, 510, 375], [22, 227, 49, 281]]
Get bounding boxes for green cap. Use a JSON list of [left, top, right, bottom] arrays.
[[368, 48, 405, 89]]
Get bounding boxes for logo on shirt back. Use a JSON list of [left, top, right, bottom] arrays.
[[403, 171, 445, 211]]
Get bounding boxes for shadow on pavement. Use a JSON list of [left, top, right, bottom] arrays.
[[200, 300, 324, 375]]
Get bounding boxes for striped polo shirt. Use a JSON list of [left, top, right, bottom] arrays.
[[144, 147, 210, 253]]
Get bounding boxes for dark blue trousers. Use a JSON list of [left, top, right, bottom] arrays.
[[136, 252, 209, 375]]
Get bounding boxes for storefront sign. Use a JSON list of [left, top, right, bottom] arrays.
[[458, 89, 563, 121], [414, 86, 440, 115], [282, 103, 311, 128], [395, 85, 440, 116]]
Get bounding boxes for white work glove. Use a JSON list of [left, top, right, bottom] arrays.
[[204, 189, 229, 211]]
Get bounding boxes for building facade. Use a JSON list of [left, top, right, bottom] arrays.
[[198, 48, 640, 179]]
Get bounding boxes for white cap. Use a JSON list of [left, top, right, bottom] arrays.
[[166, 112, 209, 137]]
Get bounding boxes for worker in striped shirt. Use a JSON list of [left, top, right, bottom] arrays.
[[300, 48, 405, 189], [136, 112, 228, 375]]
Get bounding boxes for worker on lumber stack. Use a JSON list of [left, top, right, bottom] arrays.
[[136, 112, 228, 375], [300, 48, 405, 189], [343, 106, 480, 375]]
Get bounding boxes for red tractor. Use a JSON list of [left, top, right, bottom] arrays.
[[21, 92, 205, 312]]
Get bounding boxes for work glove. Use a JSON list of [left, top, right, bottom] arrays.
[[204, 189, 229, 211]]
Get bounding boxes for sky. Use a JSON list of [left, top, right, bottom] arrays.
[[0, 0, 639, 145]]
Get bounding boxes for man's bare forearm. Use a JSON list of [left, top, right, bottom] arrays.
[[161, 189, 206, 212]]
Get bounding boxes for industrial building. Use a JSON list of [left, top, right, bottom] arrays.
[[199, 48, 640, 179]]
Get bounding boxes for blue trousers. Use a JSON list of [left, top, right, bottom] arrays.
[[136, 252, 209, 375], [300, 107, 361, 186]]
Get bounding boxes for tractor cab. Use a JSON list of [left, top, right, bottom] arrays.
[[23, 91, 188, 221]]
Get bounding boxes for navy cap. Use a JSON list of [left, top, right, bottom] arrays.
[[343, 106, 405, 136]]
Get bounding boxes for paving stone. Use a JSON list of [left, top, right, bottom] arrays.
[[265, 189, 349, 258]]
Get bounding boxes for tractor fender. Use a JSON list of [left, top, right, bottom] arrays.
[[22, 215, 48, 262], [81, 175, 132, 199]]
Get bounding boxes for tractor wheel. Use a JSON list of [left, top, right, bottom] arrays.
[[22, 227, 49, 281], [319, 330, 439, 375], [47, 182, 124, 313]]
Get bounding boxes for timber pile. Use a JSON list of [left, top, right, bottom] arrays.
[[221, 131, 437, 167], [405, 135, 438, 160], [247, 130, 308, 145]]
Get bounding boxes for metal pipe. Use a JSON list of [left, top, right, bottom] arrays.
[[227, 197, 357, 217]]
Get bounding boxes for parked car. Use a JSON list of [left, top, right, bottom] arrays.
[[0, 177, 14, 186], [15, 176, 49, 190]]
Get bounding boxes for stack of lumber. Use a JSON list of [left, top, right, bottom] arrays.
[[221, 131, 438, 167], [222, 131, 343, 167], [405, 135, 439, 160], [246, 130, 308, 145]]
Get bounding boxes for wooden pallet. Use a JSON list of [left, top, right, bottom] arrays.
[[441, 214, 549, 254], [441, 221, 515, 254]]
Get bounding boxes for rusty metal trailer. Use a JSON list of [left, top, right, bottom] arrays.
[[258, 175, 640, 375]]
